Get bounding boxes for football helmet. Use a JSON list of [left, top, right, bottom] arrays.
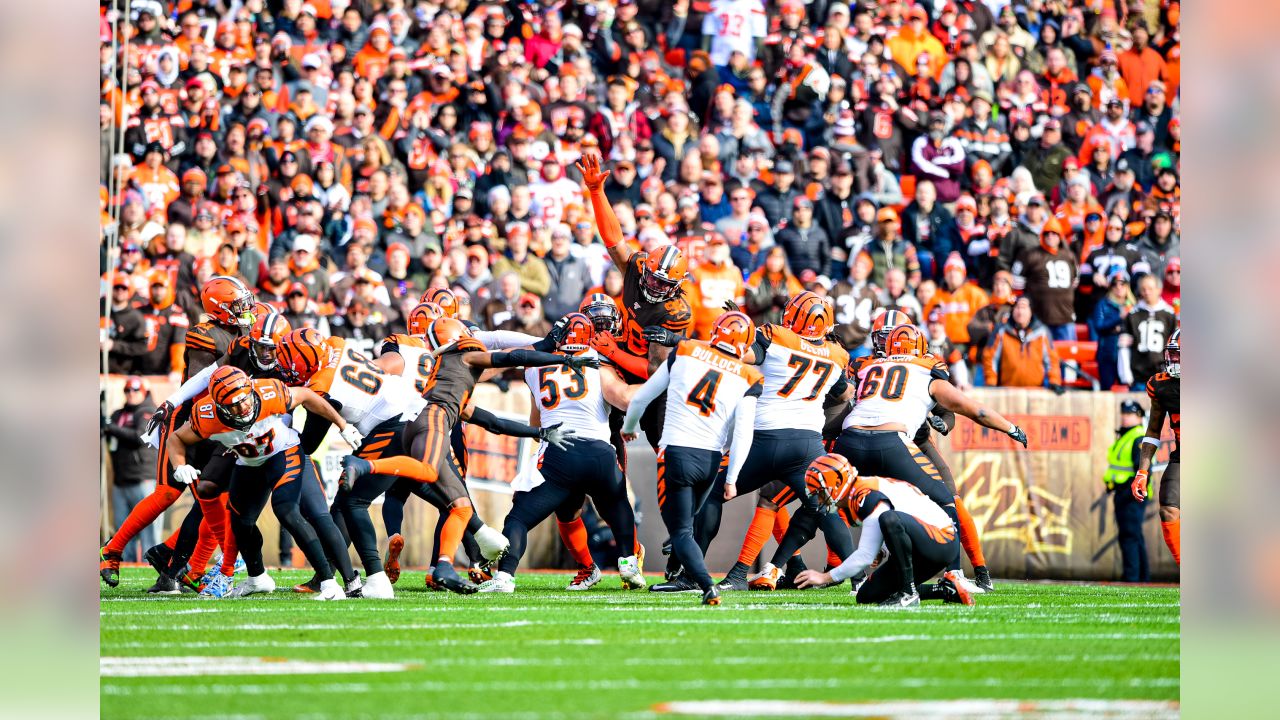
[[1164, 327, 1180, 378], [420, 287, 460, 318], [782, 291, 834, 340], [201, 276, 256, 329], [276, 327, 329, 384], [209, 366, 260, 430], [885, 324, 927, 358], [424, 318, 472, 351], [639, 244, 688, 303], [249, 311, 292, 372], [407, 302, 445, 336], [870, 308, 912, 356], [579, 293, 621, 335], [805, 453, 857, 515], [558, 313, 594, 355], [709, 311, 755, 358]]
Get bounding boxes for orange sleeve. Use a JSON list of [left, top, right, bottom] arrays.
[[602, 342, 650, 379], [589, 186, 624, 249], [1045, 338, 1062, 386], [169, 342, 186, 375]]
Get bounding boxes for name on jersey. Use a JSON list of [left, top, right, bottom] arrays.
[[690, 344, 745, 375]]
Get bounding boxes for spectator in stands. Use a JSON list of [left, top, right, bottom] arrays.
[[877, 266, 923, 325], [134, 271, 188, 380], [1120, 273, 1177, 390], [482, 272, 524, 332], [967, 270, 1017, 367], [498, 293, 552, 340], [103, 377, 159, 562], [543, 225, 591, 322], [1021, 217, 1079, 340], [900, 179, 958, 280], [691, 235, 745, 338], [983, 296, 1064, 392], [865, 208, 918, 288], [1025, 119, 1073, 193], [923, 253, 989, 353], [282, 282, 330, 336], [493, 223, 551, 297], [909, 112, 966, 203], [102, 275, 148, 374], [1130, 210, 1180, 280], [999, 194, 1049, 279], [775, 196, 830, 278], [744, 246, 803, 327], [329, 299, 386, 357]]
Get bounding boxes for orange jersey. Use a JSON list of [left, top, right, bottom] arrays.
[[691, 263, 746, 339], [129, 165, 181, 210], [922, 283, 989, 345], [190, 379, 299, 466]]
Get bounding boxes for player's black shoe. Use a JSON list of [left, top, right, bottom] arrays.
[[974, 565, 995, 593], [144, 543, 173, 577], [701, 585, 722, 606], [879, 590, 921, 608], [650, 573, 700, 593], [433, 562, 479, 594], [99, 547, 122, 588], [716, 562, 750, 591], [293, 573, 321, 593], [339, 455, 373, 490], [776, 573, 799, 590], [146, 574, 181, 595]]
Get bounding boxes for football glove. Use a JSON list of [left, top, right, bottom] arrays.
[[539, 422, 579, 451], [562, 355, 602, 372], [340, 424, 365, 449], [722, 299, 742, 313], [1007, 424, 1028, 448], [146, 400, 174, 436], [1132, 470, 1149, 501], [928, 415, 949, 434], [547, 316, 571, 346], [642, 325, 683, 348], [173, 464, 201, 485]]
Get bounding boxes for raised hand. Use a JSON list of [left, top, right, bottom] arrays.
[[576, 151, 610, 191]]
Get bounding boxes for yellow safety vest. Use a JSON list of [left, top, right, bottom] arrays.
[[1104, 425, 1145, 489]]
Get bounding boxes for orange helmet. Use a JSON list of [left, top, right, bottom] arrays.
[[579, 292, 621, 335], [420, 287, 460, 318], [782, 291, 834, 340], [558, 313, 594, 354], [249, 311, 292, 371], [709, 311, 755, 358], [424, 318, 472, 351], [276, 327, 329, 384], [870, 308, 913, 356], [200, 276, 256, 329], [407, 302, 445, 336], [1164, 327, 1180, 378], [639, 244, 688, 303], [884, 324, 927, 357], [209, 366, 260, 430], [805, 453, 857, 514]]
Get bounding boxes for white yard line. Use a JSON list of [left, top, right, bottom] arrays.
[[652, 699, 1180, 718], [100, 656, 417, 678]]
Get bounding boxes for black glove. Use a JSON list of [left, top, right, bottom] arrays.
[[146, 400, 174, 437], [547, 316, 570, 346], [927, 415, 948, 434], [563, 355, 602, 371], [772, 293, 790, 308], [1049, 383, 1066, 395], [642, 325, 683, 348], [1007, 424, 1028, 448], [491, 376, 511, 393], [722, 299, 742, 313]]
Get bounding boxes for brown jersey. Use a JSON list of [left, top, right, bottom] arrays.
[[618, 252, 693, 374], [183, 322, 240, 382], [421, 336, 488, 426], [1146, 371, 1180, 461]]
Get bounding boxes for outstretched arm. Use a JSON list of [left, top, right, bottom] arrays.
[[288, 386, 350, 431], [578, 152, 634, 269], [467, 349, 600, 371], [930, 380, 1027, 447]]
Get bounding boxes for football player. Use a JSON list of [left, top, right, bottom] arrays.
[[479, 314, 645, 593], [623, 312, 764, 605], [101, 276, 255, 588], [164, 366, 363, 600], [338, 318, 596, 592], [794, 454, 976, 608], [1132, 328, 1180, 565]]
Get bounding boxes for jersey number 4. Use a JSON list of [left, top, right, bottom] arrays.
[[686, 370, 723, 417], [779, 355, 834, 400], [538, 367, 586, 409], [859, 365, 907, 401]]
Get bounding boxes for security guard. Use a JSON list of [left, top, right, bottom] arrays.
[[1104, 400, 1149, 582]]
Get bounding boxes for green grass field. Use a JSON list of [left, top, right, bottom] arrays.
[[101, 568, 1179, 719]]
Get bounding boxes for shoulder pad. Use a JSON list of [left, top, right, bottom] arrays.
[[455, 337, 487, 353]]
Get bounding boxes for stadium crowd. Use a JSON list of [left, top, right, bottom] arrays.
[[100, 0, 1180, 393]]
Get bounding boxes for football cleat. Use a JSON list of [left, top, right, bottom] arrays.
[[433, 562, 479, 594], [748, 563, 781, 591], [423, 574, 445, 591], [177, 571, 204, 593], [879, 589, 921, 608], [468, 564, 493, 584], [362, 571, 395, 599], [701, 585, 722, 606], [293, 574, 321, 593], [226, 573, 276, 598], [314, 578, 347, 601], [974, 565, 995, 593], [345, 575, 364, 598], [199, 572, 233, 599], [144, 543, 173, 577], [474, 524, 510, 562], [384, 533, 404, 584], [146, 574, 181, 595], [339, 455, 373, 490], [567, 564, 602, 591], [619, 555, 646, 589], [716, 561, 750, 592], [478, 571, 516, 593], [99, 547, 122, 587], [941, 571, 976, 606], [949, 569, 984, 595], [649, 573, 701, 593]]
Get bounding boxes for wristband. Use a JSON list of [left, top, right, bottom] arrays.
[[1140, 437, 1162, 448]]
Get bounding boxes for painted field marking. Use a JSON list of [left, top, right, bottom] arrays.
[[652, 699, 1180, 718], [100, 656, 417, 678]]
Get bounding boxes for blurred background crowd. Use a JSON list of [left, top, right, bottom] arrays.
[[100, 0, 1180, 393]]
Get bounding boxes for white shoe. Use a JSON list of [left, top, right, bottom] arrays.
[[314, 578, 347, 601], [345, 575, 364, 597], [618, 555, 646, 589], [475, 525, 510, 562], [748, 563, 780, 591], [478, 571, 515, 593], [567, 565, 602, 590], [950, 569, 984, 595], [361, 571, 395, 599], [225, 573, 276, 598]]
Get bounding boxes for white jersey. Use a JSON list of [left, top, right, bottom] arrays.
[[379, 334, 434, 394], [753, 325, 851, 433], [662, 340, 764, 451], [528, 177, 582, 225], [190, 379, 300, 467], [524, 349, 611, 443], [853, 476, 953, 529], [309, 337, 426, 435], [701, 0, 768, 65], [844, 355, 946, 433]]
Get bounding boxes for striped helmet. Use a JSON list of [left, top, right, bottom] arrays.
[[209, 366, 259, 430], [249, 311, 292, 371], [276, 327, 329, 385], [200, 276, 255, 329], [709, 311, 755, 358], [424, 318, 472, 351], [640, 244, 688, 303], [407, 302, 445, 336], [870, 308, 913, 356], [805, 453, 857, 514], [885, 325, 927, 358], [420, 287, 460, 318], [782, 291, 834, 340], [579, 292, 621, 335]]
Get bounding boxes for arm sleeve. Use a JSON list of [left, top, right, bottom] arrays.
[[725, 395, 758, 486], [602, 343, 651, 379], [828, 503, 887, 582], [622, 361, 671, 434], [467, 407, 542, 439], [487, 349, 570, 369], [165, 362, 218, 406], [590, 186, 625, 249], [474, 329, 541, 350]]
